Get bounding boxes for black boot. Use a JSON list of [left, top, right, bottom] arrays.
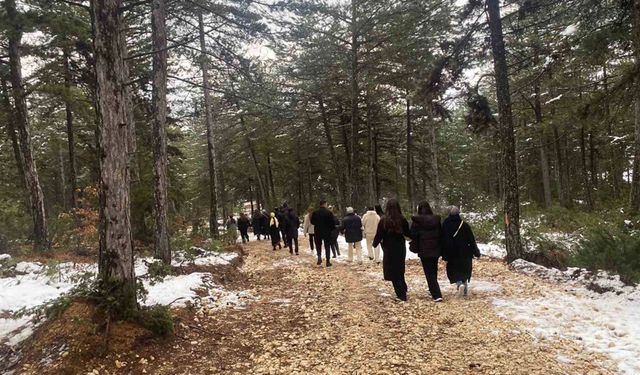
[[316, 258, 322, 266], [326, 261, 332, 267]]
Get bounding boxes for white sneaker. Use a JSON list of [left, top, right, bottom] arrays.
[[434, 298, 443, 303]]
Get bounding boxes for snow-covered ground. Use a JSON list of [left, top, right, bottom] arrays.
[[0, 249, 245, 348], [500, 259, 640, 374]]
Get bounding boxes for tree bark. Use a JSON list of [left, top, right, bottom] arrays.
[[1, 78, 24, 183], [198, 13, 219, 238], [580, 126, 594, 209], [406, 97, 414, 210], [151, 0, 170, 263], [5, 0, 50, 251], [486, 0, 523, 260], [62, 48, 79, 209], [348, 0, 359, 206], [629, 0, 640, 213], [533, 83, 552, 208], [366, 93, 376, 206], [267, 152, 277, 204], [319, 98, 344, 211], [92, 0, 136, 309]]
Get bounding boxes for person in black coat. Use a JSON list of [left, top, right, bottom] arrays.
[[375, 204, 384, 217], [238, 213, 251, 243], [340, 207, 363, 264], [252, 210, 263, 240], [310, 200, 336, 266], [410, 201, 443, 302], [286, 208, 300, 255], [276, 207, 289, 248], [442, 206, 481, 296], [373, 199, 411, 301], [259, 210, 270, 240], [269, 212, 282, 250]]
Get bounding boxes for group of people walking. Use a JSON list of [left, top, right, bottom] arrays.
[[227, 198, 481, 303]]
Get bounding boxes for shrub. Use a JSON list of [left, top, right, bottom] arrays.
[[572, 228, 640, 284], [134, 305, 174, 337], [146, 260, 176, 285]]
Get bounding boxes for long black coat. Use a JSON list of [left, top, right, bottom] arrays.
[[442, 215, 480, 283], [373, 217, 410, 281], [410, 214, 442, 258], [259, 214, 270, 236], [269, 218, 281, 244], [238, 217, 250, 232], [286, 212, 300, 237], [340, 213, 363, 243], [311, 207, 336, 239]]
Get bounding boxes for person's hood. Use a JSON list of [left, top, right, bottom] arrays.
[[411, 214, 440, 229], [363, 210, 377, 216], [345, 212, 356, 217]]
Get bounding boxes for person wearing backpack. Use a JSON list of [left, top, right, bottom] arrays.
[[442, 206, 481, 296]]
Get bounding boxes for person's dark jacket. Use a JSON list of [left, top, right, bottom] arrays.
[[373, 217, 410, 281], [311, 207, 336, 238], [410, 214, 442, 258], [340, 213, 363, 243], [331, 216, 340, 242], [442, 214, 480, 283], [259, 214, 270, 235], [287, 211, 300, 237], [238, 216, 250, 232], [251, 213, 262, 235]]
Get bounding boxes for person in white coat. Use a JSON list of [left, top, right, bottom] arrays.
[[302, 207, 315, 253], [362, 206, 381, 263]]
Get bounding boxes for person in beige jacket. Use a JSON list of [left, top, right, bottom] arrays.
[[362, 206, 381, 263], [302, 207, 315, 253]]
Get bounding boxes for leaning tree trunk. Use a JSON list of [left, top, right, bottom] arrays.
[[92, 0, 136, 310], [5, 0, 50, 251], [629, 0, 640, 213], [486, 0, 523, 260], [62, 47, 79, 209], [198, 13, 219, 238], [151, 0, 171, 263]]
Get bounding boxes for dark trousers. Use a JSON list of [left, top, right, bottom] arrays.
[[240, 229, 249, 243], [391, 277, 408, 301], [420, 256, 442, 300], [280, 228, 288, 247], [288, 235, 299, 254], [314, 235, 332, 262], [308, 234, 315, 250]]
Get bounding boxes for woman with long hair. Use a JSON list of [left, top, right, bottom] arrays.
[[372, 199, 411, 301]]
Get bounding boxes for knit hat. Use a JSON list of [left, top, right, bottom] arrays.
[[346, 207, 354, 214]]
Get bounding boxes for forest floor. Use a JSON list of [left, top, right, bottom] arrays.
[[13, 238, 622, 375]]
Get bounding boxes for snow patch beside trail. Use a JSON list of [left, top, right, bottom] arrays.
[[0, 250, 244, 348], [478, 243, 506, 259], [496, 259, 640, 374]]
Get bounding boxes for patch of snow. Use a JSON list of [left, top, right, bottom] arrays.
[[478, 243, 506, 259], [560, 24, 578, 36], [143, 272, 210, 307], [0, 254, 11, 261], [545, 94, 563, 105]]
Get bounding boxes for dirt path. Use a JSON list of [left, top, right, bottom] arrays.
[[142, 239, 613, 375], [15, 240, 616, 374]]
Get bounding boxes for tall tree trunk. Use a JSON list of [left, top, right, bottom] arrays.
[[366, 93, 376, 206], [5, 0, 50, 251], [406, 97, 414, 210], [580, 126, 594, 209], [630, 0, 640, 213], [59, 145, 67, 209], [486, 0, 523, 260], [62, 48, 79, 209], [319, 98, 344, 211], [267, 152, 277, 203], [1, 78, 24, 183], [92, 0, 136, 309], [151, 0, 170, 263], [533, 83, 552, 208], [589, 132, 598, 189], [429, 119, 440, 206], [198, 13, 219, 238], [348, 0, 359, 206], [374, 130, 380, 200]]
